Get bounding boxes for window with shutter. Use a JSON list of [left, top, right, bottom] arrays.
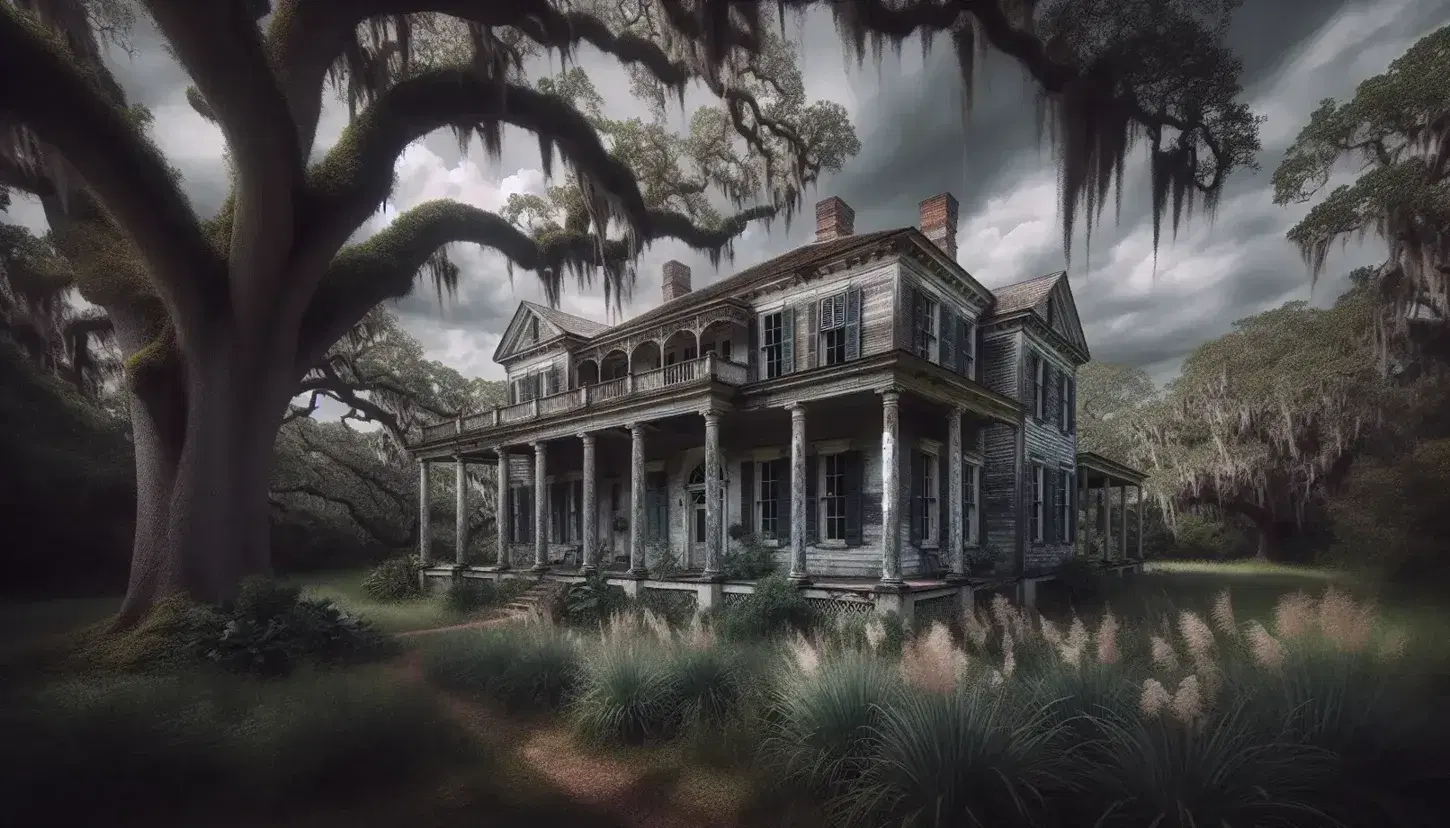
[[916, 295, 939, 361], [843, 451, 864, 546], [915, 449, 938, 545], [899, 283, 917, 352], [780, 307, 796, 374], [756, 460, 781, 537], [760, 312, 785, 379], [940, 305, 954, 368], [844, 288, 862, 361], [1059, 471, 1073, 543], [819, 453, 847, 541], [819, 291, 851, 366], [1030, 353, 1045, 419], [805, 454, 819, 542], [1030, 465, 1045, 542], [1058, 372, 1071, 430], [963, 461, 980, 545]]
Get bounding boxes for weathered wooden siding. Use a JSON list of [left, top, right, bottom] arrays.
[[1020, 329, 1080, 572], [981, 329, 1019, 398], [746, 261, 900, 372], [504, 347, 567, 388]]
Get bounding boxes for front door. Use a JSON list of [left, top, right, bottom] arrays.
[[690, 488, 707, 567]]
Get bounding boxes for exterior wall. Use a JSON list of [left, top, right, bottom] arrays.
[[503, 346, 569, 394], [746, 260, 900, 374]]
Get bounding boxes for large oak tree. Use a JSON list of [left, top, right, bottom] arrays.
[[0, 0, 1259, 627]]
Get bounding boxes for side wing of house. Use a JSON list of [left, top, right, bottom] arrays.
[[493, 303, 576, 404]]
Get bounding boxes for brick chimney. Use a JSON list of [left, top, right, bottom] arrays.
[[661, 260, 692, 302], [815, 196, 855, 242], [919, 193, 959, 261]]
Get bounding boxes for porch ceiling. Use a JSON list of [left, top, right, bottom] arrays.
[[1077, 451, 1147, 487]]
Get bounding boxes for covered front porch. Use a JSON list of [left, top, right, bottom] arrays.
[[1076, 451, 1149, 562]]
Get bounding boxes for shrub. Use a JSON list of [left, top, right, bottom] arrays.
[[667, 643, 749, 729], [571, 639, 677, 744], [420, 625, 580, 712], [361, 555, 422, 602], [563, 573, 630, 628], [761, 651, 901, 797], [717, 574, 814, 641], [842, 684, 1070, 827], [722, 534, 778, 579], [194, 578, 393, 677], [0, 668, 466, 825], [443, 578, 495, 614]]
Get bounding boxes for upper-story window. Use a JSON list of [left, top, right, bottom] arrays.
[[1058, 372, 1071, 430], [819, 293, 848, 366], [963, 319, 977, 378], [762, 311, 785, 379], [915, 295, 939, 361]]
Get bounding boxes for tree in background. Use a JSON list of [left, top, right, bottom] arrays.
[[1075, 361, 1157, 464], [1274, 25, 1450, 362], [1134, 293, 1391, 560], [0, 0, 1258, 626]]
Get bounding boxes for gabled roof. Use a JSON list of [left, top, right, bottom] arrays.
[[990, 271, 1064, 315], [520, 300, 609, 338]]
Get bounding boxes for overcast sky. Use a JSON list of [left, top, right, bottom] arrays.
[[5, 0, 1446, 387]]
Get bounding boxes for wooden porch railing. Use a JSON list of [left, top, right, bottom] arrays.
[[417, 354, 751, 444]]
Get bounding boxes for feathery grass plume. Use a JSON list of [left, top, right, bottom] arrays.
[[1096, 609, 1121, 665], [1169, 675, 1205, 726], [1150, 635, 1180, 671], [1178, 610, 1216, 664], [1317, 587, 1375, 653], [685, 614, 714, 651], [787, 632, 822, 676], [1039, 616, 1064, 651], [963, 609, 991, 650], [1002, 630, 1017, 678], [1211, 589, 1238, 638], [989, 593, 1014, 635], [641, 607, 672, 644], [863, 615, 886, 654], [1139, 678, 1171, 718], [1060, 616, 1090, 666], [602, 609, 635, 644], [900, 622, 967, 694], [1245, 621, 1285, 671], [1378, 626, 1408, 660], [1274, 590, 1316, 640]]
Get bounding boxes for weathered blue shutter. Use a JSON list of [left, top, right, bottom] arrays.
[[906, 444, 921, 546], [780, 307, 795, 374], [845, 288, 862, 361], [747, 317, 759, 380], [501, 486, 512, 543], [1068, 378, 1077, 433], [899, 282, 916, 352], [1027, 352, 1041, 418], [956, 317, 970, 375], [940, 304, 954, 367], [806, 300, 819, 368], [739, 460, 755, 531], [1044, 472, 1057, 546], [773, 458, 791, 541], [1068, 473, 1078, 545], [843, 450, 864, 546], [804, 454, 818, 543], [974, 324, 985, 382]]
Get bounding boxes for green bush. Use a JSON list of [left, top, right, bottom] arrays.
[[419, 625, 580, 712], [717, 574, 815, 641], [0, 668, 467, 825], [362, 555, 422, 602], [443, 578, 495, 614], [563, 573, 630, 628], [722, 534, 778, 579], [571, 639, 677, 744]]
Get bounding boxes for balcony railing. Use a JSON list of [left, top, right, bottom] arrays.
[[419, 354, 750, 443]]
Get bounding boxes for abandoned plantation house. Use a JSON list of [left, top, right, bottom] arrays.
[[411, 194, 1147, 618]]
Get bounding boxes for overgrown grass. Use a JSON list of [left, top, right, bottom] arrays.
[[0, 667, 471, 826]]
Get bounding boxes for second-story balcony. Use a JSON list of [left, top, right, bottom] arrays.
[[420, 353, 750, 443]]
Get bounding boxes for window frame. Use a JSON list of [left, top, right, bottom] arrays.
[[916, 447, 938, 546], [1032, 354, 1046, 419], [756, 459, 780, 538], [1031, 464, 1045, 543], [1059, 469, 1074, 544], [819, 292, 850, 366], [916, 295, 939, 362], [761, 311, 785, 379], [819, 451, 848, 541], [963, 459, 981, 546], [1058, 372, 1071, 430], [963, 318, 977, 378]]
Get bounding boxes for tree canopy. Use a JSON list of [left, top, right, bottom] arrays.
[[1075, 360, 1157, 464], [1274, 25, 1450, 355]]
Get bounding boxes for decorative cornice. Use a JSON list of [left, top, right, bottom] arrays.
[[900, 244, 994, 311]]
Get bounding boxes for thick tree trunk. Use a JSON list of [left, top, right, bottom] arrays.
[[112, 333, 295, 630]]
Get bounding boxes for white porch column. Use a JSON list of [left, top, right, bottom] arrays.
[[532, 441, 548, 571], [628, 423, 648, 576], [454, 457, 468, 565], [788, 403, 809, 583], [703, 409, 724, 578], [580, 432, 598, 574], [880, 390, 903, 584], [495, 449, 511, 569], [1119, 484, 1129, 560], [1136, 485, 1145, 560], [418, 460, 432, 566], [947, 406, 965, 580], [1100, 478, 1111, 561]]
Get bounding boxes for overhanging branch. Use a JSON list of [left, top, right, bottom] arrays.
[[0, 5, 221, 330]]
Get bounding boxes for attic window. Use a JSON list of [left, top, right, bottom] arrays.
[[526, 318, 539, 344]]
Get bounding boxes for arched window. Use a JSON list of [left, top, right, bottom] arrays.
[[688, 463, 726, 486]]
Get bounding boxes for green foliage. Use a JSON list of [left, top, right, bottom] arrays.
[[563, 573, 630, 628], [192, 578, 394, 677], [715, 574, 814, 641], [571, 639, 677, 744], [362, 554, 422, 601], [419, 625, 580, 713], [0, 668, 467, 825], [722, 534, 779, 579], [1327, 438, 1450, 582], [442, 576, 531, 615], [1169, 512, 1248, 560], [1076, 361, 1158, 464]]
